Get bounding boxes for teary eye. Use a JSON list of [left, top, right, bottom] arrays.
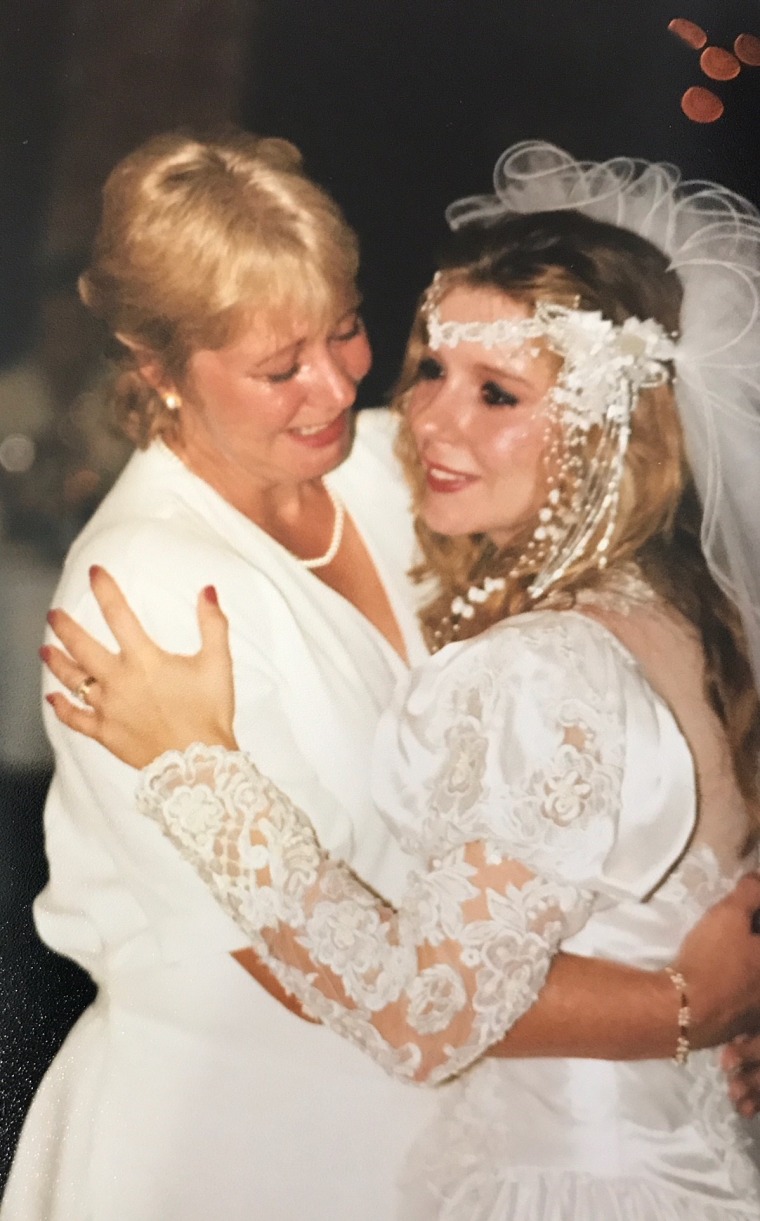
[[331, 313, 364, 343], [266, 363, 301, 384]]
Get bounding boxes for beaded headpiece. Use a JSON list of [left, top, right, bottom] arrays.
[[424, 287, 676, 604]]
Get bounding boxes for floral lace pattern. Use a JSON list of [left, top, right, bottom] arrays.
[[137, 614, 652, 1088], [139, 746, 591, 1085]]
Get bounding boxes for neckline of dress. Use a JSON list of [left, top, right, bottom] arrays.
[[154, 438, 342, 562], [151, 436, 417, 671]]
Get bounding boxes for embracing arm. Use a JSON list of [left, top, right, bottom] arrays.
[[43, 567, 760, 1072], [136, 741, 595, 1084]]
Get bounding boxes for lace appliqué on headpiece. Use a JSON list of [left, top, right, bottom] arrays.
[[426, 300, 675, 431]]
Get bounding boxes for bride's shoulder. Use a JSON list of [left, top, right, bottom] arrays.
[[430, 608, 639, 688]]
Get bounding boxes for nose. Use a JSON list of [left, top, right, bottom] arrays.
[[304, 345, 362, 412], [409, 378, 464, 443]]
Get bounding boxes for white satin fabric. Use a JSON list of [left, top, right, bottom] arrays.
[[370, 611, 760, 1219]]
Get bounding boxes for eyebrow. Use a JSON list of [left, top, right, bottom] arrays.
[[251, 339, 304, 370], [474, 359, 536, 390], [251, 301, 363, 370]]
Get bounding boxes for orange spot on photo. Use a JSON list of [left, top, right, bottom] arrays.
[[668, 18, 707, 49], [700, 46, 741, 81], [681, 86, 724, 123], [734, 33, 760, 67]]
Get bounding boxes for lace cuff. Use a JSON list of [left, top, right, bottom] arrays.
[[138, 745, 591, 1084]]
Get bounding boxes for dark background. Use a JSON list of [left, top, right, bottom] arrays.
[[2, 0, 759, 1189]]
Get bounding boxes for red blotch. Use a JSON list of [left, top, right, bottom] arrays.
[[668, 18, 708, 50], [734, 33, 760, 67], [700, 46, 741, 80], [681, 86, 725, 123]]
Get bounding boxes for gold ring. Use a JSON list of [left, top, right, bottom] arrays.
[[75, 676, 97, 704]]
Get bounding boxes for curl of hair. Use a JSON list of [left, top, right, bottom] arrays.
[[79, 129, 360, 446], [393, 210, 760, 838]]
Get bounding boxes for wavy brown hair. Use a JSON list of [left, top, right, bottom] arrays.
[[79, 129, 360, 447], [394, 210, 760, 836]]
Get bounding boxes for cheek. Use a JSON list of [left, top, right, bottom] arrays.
[[406, 383, 436, 438], [201, 376, 304, 440], [345, 333, 373, 381], [481, 414, 548, 475]]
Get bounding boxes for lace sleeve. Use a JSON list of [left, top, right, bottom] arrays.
[[138, 744, 593, 1085]]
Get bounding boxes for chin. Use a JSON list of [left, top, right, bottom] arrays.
[[420, 505, 482, 538], [302, 431, 354, 478]]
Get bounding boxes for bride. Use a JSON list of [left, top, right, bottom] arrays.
[[42, 145, 760, 1216]]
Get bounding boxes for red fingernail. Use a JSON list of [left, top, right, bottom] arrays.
[[45, 694, 55, 705], [203, 585, 218, 605], [39, 646, 50, 662], [89, 565, 102, 580], [46, 610, 57, 627]]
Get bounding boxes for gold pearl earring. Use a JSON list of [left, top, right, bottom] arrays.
[[164, 393, 181, 411]]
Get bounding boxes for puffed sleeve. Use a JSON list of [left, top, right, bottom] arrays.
[[136, 611, 695, 1084], [372, 610, 696, 902]]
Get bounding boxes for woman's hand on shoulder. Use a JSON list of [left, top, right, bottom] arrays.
[[722, 1034, 760, 1118], [673, 872, 760, 1050], [42, 566, 238, 769]]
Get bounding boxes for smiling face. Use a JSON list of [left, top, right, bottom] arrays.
[[172, 296, 372, 499], [407, 285, 559, 545]]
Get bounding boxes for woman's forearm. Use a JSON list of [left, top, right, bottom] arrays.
[[230, 945, 680, 1050], [491, 880, 760, 1062], [487, 953, 680, 1060]]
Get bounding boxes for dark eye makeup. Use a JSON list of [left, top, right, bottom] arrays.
[[414, 354, 521, 407], [416, 355, 445, 381], [482, 380, 519, 408]]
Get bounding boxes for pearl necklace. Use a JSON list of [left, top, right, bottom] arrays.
[[300, 482, 345, 570]]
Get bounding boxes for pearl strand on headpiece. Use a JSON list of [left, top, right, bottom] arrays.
[[300, 482, 345, 570]]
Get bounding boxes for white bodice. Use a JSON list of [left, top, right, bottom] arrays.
[[135, 605, 760, 1216]]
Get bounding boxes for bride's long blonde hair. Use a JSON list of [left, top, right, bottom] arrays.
[[394, 210, 760, 833]]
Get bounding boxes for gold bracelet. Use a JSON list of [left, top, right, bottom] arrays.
[[664, 967, 691, 1065]]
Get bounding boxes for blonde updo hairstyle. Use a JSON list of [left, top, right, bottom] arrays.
[[80, 130, 360, 446], [394, 209, 760, 828]]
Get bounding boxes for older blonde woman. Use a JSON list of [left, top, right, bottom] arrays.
[[9, 136, 760, 1220]]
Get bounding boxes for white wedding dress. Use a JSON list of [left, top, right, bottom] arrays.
[[137, 596, 760, 1218]]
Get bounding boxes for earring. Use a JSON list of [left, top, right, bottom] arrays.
[[164, 393, 181, 411]]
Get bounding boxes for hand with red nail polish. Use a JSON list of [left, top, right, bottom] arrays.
[[41, 568, 238, 767]]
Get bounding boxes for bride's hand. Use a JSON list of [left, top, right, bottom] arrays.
[[42, 566, 238, 768]]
